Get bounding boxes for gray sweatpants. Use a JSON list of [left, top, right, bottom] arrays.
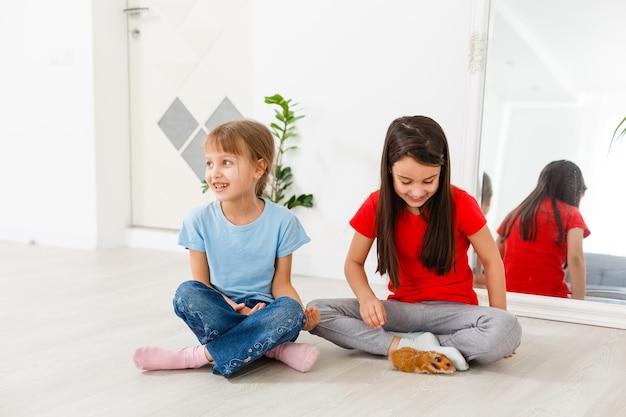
[[307, 298, 522, 364]]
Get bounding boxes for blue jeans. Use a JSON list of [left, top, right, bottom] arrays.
[[307, 298, 522, 364], [174, 280, 306, 378]]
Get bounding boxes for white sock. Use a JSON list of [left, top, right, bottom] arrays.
[[396, 332, 469, 371]]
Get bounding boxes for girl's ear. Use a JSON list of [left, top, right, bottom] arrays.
[[254, 158, 268, 179]]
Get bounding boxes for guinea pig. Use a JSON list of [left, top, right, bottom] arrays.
[[390, 347, 456, 374]]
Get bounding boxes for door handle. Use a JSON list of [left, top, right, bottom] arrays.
[[123, 7, 149, 18]]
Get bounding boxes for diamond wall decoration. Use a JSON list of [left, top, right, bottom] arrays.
[[158, 96, 243, 180], [157, 98, 198, 150], [181, 128, 208, 180], [205, 97, 243, 131]]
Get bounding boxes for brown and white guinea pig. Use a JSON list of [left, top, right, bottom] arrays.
[[390, 347, 456, 375]]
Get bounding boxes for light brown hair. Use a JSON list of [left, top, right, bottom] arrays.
[[204, 119, 275, 196]]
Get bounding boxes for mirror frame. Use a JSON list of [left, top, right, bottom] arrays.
[[470, 0, 626, 329]]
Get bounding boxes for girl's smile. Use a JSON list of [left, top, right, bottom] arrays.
[[203, 144, 267, 225], [204, 149, 259, 202], [212, 182, 229, 192], [391, 156, 441, 214], [406, 193, 427, 203]]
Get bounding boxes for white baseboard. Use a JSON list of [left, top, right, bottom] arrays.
[[475, 288, 626, 329], [125, 227, 183, 252]]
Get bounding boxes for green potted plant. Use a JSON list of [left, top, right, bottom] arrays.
[[263, 94, 313, 209]]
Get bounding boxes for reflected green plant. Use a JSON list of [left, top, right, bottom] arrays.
[[609, 116, 626, 153]]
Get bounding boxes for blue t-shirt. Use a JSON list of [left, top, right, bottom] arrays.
[[178, 198, 310, 303]]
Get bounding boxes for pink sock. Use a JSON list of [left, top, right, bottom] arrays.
[[265, 342, 320, 372], [132, 345, 211, 371]]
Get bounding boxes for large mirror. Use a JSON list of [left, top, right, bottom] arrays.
[[477, 0, 626, 327]]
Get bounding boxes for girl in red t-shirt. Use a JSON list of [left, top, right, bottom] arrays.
[[497, 160, 590, 299], [308, 116, 521, 371]]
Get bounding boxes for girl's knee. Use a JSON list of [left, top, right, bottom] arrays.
[[175, 280, 204, 298], [271, 296, 307, 336], [173, 280, 214, 315], [506, 315, 522, 351], [306, 299, 324, 311], [274, 296, 305, 317], [494, 310, 522, 347], [306, 298, 349, 314], [472, 311, 522, 364]]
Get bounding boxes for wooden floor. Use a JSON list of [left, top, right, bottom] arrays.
[[2, 242, 625, 417]]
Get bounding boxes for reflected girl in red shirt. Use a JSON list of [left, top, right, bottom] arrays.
[[497, 160, 590, 299]]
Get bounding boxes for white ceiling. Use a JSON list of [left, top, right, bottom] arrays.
[[486, 0, 626, 103]]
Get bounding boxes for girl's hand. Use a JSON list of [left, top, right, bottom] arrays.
[[359, 297, 387, 329], [302, 306, 320, 331], [234, 302, 266, 315]]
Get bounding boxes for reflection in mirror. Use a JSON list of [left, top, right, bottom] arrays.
[[478, 0, 626, 305], [496, 160, 589, 300]]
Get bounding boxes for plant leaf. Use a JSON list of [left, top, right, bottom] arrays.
[[609, 116, 626, 153], [285, 194, 314, 209], [263, 93, 314, 210]]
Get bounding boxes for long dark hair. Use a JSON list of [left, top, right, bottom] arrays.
[[376, 116, 454, 289], [500, 160, 586, 245]]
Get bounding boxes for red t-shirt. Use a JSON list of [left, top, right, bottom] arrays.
[[350, 187, 486, 305], [497, 197, 590, 298]]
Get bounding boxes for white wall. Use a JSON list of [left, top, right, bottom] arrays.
[[92, 0, 132, 248], [2, 0, 91, 248], [0, 0, 129, 249], [252, 0, 483, 278], [1, 1, 485, 280]]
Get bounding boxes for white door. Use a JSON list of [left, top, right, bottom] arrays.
[[126, 0, 253, 229]]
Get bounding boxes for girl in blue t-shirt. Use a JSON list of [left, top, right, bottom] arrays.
[[133, 119, 320, 378]]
